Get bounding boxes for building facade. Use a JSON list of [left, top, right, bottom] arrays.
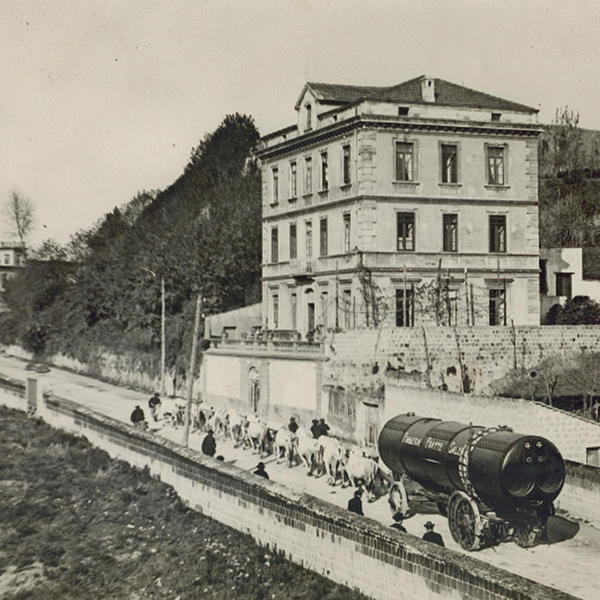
[[0, 241, 26, 293], [256, 76, 542, 338]]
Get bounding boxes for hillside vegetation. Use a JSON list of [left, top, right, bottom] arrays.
[[0, 114, 262, 381]]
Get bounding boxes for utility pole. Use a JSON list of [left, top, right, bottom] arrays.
[[183, 293, 203, 447]]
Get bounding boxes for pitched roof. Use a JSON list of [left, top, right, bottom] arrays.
[[304, 82, 390, 104], [304, 76, 537, 113]]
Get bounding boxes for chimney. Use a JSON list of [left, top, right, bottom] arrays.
[[421, 77, 436, 103]]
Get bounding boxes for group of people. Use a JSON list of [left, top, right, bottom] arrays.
[[347, 490, 445, 547], [129, 391, 163, 429]]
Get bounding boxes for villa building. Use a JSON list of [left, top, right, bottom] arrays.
[[255, 76, 542, 337]]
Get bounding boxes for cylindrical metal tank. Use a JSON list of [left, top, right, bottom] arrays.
[[378, 414, 565, 512]]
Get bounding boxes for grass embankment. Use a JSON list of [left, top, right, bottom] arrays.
[[0, 407, 366, 600]]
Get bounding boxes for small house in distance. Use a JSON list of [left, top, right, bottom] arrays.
[[540, 247, 600, 318], [255, 76, 543, 338], [0, 241, 26, 293]]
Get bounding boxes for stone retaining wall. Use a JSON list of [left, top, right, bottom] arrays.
[[327, 325, 600, 393], [0, 378, 578, 600]]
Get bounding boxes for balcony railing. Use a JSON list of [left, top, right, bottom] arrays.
[[210, 338, 324, 355]]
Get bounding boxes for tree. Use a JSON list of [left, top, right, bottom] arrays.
[[4, 190, 34, 245]]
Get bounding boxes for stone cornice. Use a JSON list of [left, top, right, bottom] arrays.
[[256, 115, 542, 162], [263, 194, 538, 222]]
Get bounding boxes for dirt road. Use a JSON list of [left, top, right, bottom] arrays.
[[1, 354, 598, 599]]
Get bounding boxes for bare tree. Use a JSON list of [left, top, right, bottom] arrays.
[[4, 190, 34, 245]]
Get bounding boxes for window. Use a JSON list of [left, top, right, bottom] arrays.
[[395, 142, 414, 181], [342, 145, 351, 185], [489, 215, 506, 253], [273, 294, 279, 329], [4, 254, 9, 265], [272, 167, 279, 203], [443, 214, 458, 252], [343, 289, 352, 328], [395, 288, 414, 327], [491, 112, 501, 122], [397, 212, 415, 251], [321, 151, 329, 190], [556, 273, 572, 299], [305, 156, 312, 194], [398, 106, 409, 116], [290, 161, 297, 198], [305, 221, 313, 258], [343, 213, 351, 253], [441, 144, 458, 183], [539, 260, 548, 295], [489, 289, 506, 326], [289, 223, 297, 260], [321, 291, 328, 328], [487, 146, 505, 185], [291, 293, 297, 330], [271, 227, 279, 263], [319, 218, 328, 256], [306, 104, 312, 130]]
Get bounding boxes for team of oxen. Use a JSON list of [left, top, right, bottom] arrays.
[[157, 399, 401, 504]]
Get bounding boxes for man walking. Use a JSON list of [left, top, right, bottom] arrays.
[[148, 392, 161, 422], [130, 405, 146, 429], [422, 521, 445, 547]]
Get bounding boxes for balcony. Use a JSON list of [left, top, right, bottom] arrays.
[[209, 337, 325, 357]]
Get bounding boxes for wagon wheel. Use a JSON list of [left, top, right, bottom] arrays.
[[448, 491, 482, 551], [514, 522, 536, 548]]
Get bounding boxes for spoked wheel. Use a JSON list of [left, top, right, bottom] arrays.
[[448, 491, 482, 551], [514, 522, 537, 548]]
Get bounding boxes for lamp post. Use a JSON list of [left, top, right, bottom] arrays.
[[183, 293, 203, 447], [142, 268, 166, 397]]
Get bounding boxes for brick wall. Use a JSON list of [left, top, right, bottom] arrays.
[[0, 382, 576, 600], [327, 325, 600, 393]]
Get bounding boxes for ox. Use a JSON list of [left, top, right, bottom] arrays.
[[244, 416, 268, 454], [342, 449, 379, 501], [160, 398, 185, 428], [294, 429, 320, 475], [319, 436, 345, 485], [227, 408, 247, 447], [274, 428, 294, 464], [207, 408, 229, 438]]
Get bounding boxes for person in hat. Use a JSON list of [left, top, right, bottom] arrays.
[[347, 489, 364, 516], [202, 429, 217, 457], [422, 521, 445, 547], [390, 512, 407, 533], [148, 392, 161, 422], [310, 419, 320, 439], [130, 405, 145, 429], [253, 462, 269, 479]]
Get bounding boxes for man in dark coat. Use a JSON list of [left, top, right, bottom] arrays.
[[347, 489, 364, 516], [423, 521, 445, 547], [288, 417, 299, 435], [317, 418, 330, 437], [130, 405, 145, 428], [202, 430, 217, 457], [310, 419, 320, 438], [253, 462, 269, 479], [148, 392, 161, 422]]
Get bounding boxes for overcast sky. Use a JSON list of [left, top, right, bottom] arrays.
[[2, 0, 600, 247]]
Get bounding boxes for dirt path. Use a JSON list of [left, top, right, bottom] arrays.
[[1, 354, 599, 599]]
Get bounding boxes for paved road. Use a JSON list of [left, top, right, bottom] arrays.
[[1, 353, 599, 599]]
